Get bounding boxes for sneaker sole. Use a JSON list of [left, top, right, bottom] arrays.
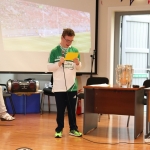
[[55, 135, 62, 138], [1, 118, 15, 121], [69, 133, 82, 137]]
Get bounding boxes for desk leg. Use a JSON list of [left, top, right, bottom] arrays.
[[148, 123, 150, 137], [134, 89, 144, 139], [83, 89, 98, 134], [83, 112, 98, 134], [145, 91, 150, 138], [145, 109, 150, 138]]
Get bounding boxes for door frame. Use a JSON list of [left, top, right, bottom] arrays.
[[114, 11, 150, 84]]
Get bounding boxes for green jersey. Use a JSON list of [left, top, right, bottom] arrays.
[[47, 45, 81, 92]]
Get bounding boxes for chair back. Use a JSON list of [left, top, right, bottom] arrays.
[[51, 74, 53, 85], [143, 79, 150, 88], [86, 77, 109, 85], [143, 79, 150, 96], [42, 74, 54, 96]]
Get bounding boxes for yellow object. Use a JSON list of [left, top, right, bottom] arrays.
[[65, 52, 78, 60]]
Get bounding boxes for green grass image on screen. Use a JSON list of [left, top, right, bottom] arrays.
[[3, 32, 91, 53]]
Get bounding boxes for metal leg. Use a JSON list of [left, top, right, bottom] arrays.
[[40, 93, 43, 114], [98, 114, 103, 122], [40, 93, 45, 115], [8, 96, 16, 117], [98, 114, 110, 122], [98, 114, 101, 122], [48, 96, 50, 113], [148, 122, 150, 137], [145, 105, 150, 138], [145, 91, 150, 138], [127, 115, 130, 127], [146, 105, 148, 135]]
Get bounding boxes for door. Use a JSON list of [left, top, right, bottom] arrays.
[[121, 15, 150, 86]]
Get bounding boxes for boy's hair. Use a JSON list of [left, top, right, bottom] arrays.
[[62, 28, 75, 37]]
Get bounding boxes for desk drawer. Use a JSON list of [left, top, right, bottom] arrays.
[[94, 89, 135, 115]]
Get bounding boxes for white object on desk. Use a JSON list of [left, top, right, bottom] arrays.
[[89, 83, 109, 87]]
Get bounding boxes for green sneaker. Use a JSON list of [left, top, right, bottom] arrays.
[[55, 131, 62, 138], [69, 130, 82, 137]]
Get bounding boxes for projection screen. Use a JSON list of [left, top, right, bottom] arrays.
[[0, 0, 98, 74]]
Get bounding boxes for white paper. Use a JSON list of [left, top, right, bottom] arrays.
[[89, 83, 109, 87]]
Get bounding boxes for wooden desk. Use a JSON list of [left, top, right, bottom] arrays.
[[144, 88, 150, 138], [83, 85, 144, 139], [13, 90, 43, 114]]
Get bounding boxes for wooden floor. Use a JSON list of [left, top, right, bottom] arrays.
[[0, 112, 150, 150]]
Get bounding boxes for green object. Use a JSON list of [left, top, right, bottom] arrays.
[[69, 130, 82, 137], [133, 73, 148, 78], [55, 131, 62, 138]]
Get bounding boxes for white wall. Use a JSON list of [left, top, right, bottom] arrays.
[[0, 74, 15, 84], [98, 0, 150, 85]]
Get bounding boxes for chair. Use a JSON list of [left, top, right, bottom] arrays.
[[127, 79, 149, 127], [77, 77, 110, 120], [0, 84, 16, 116], [40, 75, 55, 114]]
